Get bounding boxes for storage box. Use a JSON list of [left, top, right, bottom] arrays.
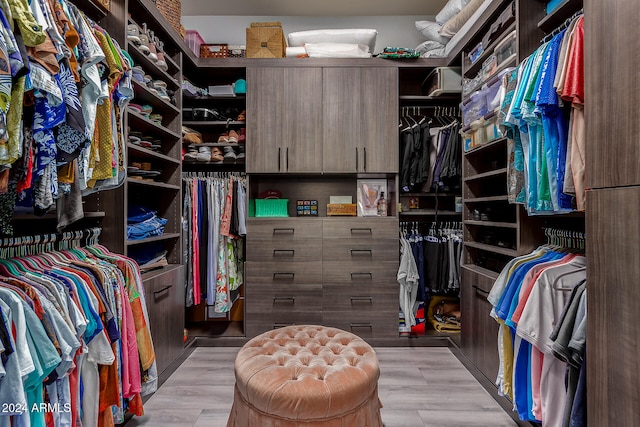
[[185, 30, 205, 57], [200, 43, 228, 58], [246, 22, 286, 58], [254, 199, 289, 217], [495, 30, 517, 66], [470, 119, 486, 148], [228, 45, 246, 58], [483, 113, 503, 142], [327, 204, 357, 216], [461, 91, 488, 127], [422, 67, 462, 96], [296, 200, 318, 216]]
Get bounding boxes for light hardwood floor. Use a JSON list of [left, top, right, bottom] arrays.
[[128, 347, 517, 427]]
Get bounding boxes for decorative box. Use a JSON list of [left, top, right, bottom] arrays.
[[296, 200, 318, 216], [327, 204, 357, 216]]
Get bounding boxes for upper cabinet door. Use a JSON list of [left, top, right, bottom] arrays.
[[323, 68, 360, 173], [282, 68, 323, 173], [247, 68, 285, 173], [361, 68, 398, 173], [247, 67, 322, 173]]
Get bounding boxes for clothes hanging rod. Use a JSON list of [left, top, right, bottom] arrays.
[[541, 8, 583, 44]]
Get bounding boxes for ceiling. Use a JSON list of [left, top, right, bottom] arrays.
[[181, 0, 448, 16]]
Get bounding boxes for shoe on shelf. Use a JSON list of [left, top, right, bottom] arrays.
[[238, 128, 246, 144], [228, 130, 239, 143], [138, 32, 151, 55], [132, 66, 145, 83], [217, 132, 229, 143], [152, 80, 171, 101], [236, 110, 246, 121], [184, 147, 198, 161], [182, 126, 202, 144], [146, 30, 159, 62], [127, 24, 142, 45], [236, 146, 245, 159], [197, 146, 211, 162], [223, 145, 237, 160], [155, 39, 168, 71], [211, 147, 224, 163]]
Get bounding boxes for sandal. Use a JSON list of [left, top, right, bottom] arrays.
[[211, 147, 224, 163], [217, 132, 229, 143], [228, 130, 239, 143]]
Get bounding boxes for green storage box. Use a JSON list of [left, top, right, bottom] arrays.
[[254, 199, 289, 217]]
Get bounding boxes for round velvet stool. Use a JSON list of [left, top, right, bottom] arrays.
[[227, 325, 383, 427]]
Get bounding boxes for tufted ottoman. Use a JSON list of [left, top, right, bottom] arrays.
[[227, 325, 383, 427]]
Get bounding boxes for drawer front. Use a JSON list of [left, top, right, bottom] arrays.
[[323, 218, 398, 240], [246, 312, 323, 339], [322, 284, 396, 312], [247, 218, 323, 240], [246, 240, 322, 262], [246, 284, 322, 313], [322, 261, 397, 286], [323, 310, 398, 338], [246, 261, 322, 285], [322, 239, 398, 262]]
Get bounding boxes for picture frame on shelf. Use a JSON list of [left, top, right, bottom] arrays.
[[357, 179, 387, 217]]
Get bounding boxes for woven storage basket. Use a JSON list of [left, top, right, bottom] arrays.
[[246, 22, 286, 58], [154, 0, 182, 34], [255, 199, 289, 217], [94, 0, 110, 11], [200, 44, 228, 58]]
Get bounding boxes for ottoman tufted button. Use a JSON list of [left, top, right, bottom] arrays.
[[229, 325, 382, 426]]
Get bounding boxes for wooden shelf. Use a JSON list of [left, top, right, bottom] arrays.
[[126, 178, 180, 190], [464, 220, 517, 229], [400, 210, 461, 216], [464, 22, 516, 78], [182, 121, 246, 127], [83, 0, 109, 22], [464, 168, 508, 182], [464, 137, 508, 156], [538, 0, 583, 32], [462, 263, 500, 280], [127, 41, 180, 89], [141, 264, 183, 281], [462, 54, 517, 101], [127, 143, 181, 164], [186, 143, 241, 148], [464, 241, 517, 257], [126, 233, 181, 246], [185, 95, 246, 102], [465, 195, 509, 203], [127, 108, 182, 139], [132, 80, 180, 114], [12, 211, 106, 220], [400, 192, 459, 197], [164, 52, 180, 72]]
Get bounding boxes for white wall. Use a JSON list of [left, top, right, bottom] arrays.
[[181, 15, 436, 54]]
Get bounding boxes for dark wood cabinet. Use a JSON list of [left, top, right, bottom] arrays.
[[323, 68, 398, 173], [460, 266, 500, 382], [143, 266, 185, 375], [247, 67, 323, 173]]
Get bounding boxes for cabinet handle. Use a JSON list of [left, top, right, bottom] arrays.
[[356, 147, 359, 170], [350, 323, 373, 330], [286, 147, 289, 171], [472, 285, 490, 296], [350, 296, 373, 304], [273, 272, 295, 279], [350, 249, 372, 255], [350, 228, 373, 234], [273, 323, 295, 329], [273, 296, 295, 303], [153, 285, 173, 295], [278, 147, 281, 171], [273, 228, 295, 235], [350, 272, 373, 279], [363, 147, 367, 171], [273, 249, 295, 256]]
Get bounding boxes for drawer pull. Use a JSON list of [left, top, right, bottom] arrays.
[[472, 285, 490, 296], [153, 285, 172, 295], [350, 296, 373, 304], [273, 272, 295, 279], [350, 272, 373, 279], [273, 228, 295, 235], [350, 249, 372, 255], [273, 296, 295, 303], [350, 323, 373, 329], [273, 249, 295, 256], [350, 228, 373, 234]]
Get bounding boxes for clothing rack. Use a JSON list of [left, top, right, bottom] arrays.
[[0, 227, 102, 258], [541, 8, 584, 43], [401, 106, 461, 117], [183, 171, 246, 179], [543, 227, 586, 250]]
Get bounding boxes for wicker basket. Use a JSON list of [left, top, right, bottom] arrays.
[[200, 44, 228, 58], [154, 0, 182, 34], [94, 0, 110, 11], [246, 22, 286, 58]]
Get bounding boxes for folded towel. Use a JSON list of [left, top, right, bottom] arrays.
[[285, 46, 307, 57], [304, 43, 371, 58]]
